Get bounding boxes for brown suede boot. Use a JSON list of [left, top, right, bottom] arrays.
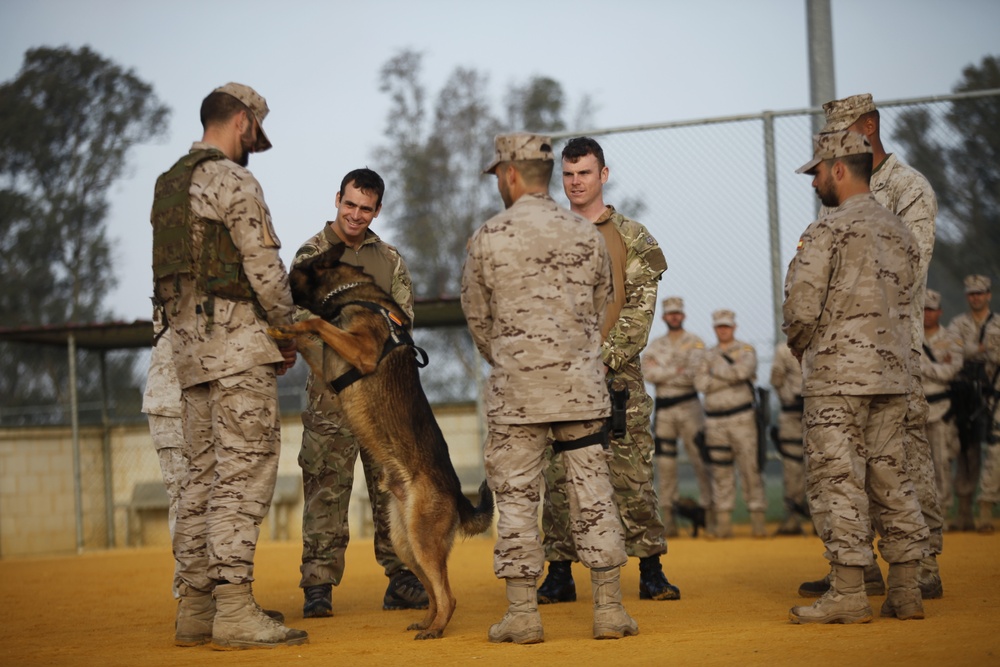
[[489, 578, 544, 644], [591, 566, 639, 640], [211, 583, 308, 650], [977, 500, 995, 534], [880, 560, 924, 620], [175, 585, 214, 646], [751, 511, 767, 538], [789, 563, 873, 624]]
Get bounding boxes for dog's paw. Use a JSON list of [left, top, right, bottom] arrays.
[[267, 326, 295, 340]]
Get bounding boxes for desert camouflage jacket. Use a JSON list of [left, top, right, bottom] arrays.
[[695, 339, 757, 411], [643, 330, 704, 398], [769, 342, 803, 408]]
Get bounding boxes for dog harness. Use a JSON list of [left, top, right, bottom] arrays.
[[328, 301, 429, 394]]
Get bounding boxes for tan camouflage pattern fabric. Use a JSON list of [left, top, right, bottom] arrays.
[[796, 130, 871, 174], [644, 329, 711, 513], [921, 327, 964, 514], [461, 192, 613, 424], [142, 314, 182, 418], [488, 420, 626, 578], [293, 225, 414, 586], [820, 93, 876, 133], [978, 319, 1000, 504], [947, 311, 994, 365], [695, 339, 765, 513], [783, 193, 917, 397], [770, 343, 806, 517]]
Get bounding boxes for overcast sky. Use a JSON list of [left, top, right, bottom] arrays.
[[2, 0, 999, 327]]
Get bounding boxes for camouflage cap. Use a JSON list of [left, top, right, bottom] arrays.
[[924, 289, 942, 310], [796, 131, 872, 175], [820, 93, 877, 133], [964, 274, 991, 294], [483, 132, 554, 174], [712, 309, 736, 327], [213, 82, 272, 152], [662, 296, 685, 314]]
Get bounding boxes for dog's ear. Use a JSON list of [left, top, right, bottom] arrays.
[[317, 242, 346, 268]]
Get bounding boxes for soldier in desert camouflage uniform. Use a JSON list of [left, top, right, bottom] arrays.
[[461, 132, 637, 643], [769, 341, 808, 536], [978, 315, 1000, 534], [538, 137, 677, 605], [694, 309, 765, 539], [292, 168, 427, 619], [784, 130, 930, 625], [151, 83, 306, 648], [919, 289, 963, 522], [643, 296, 712, 536], [947, 275, 995, 531], [799, 93, 944, 600]]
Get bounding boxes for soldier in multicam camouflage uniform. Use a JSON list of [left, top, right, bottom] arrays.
[[537, 137, 677, 605], [783, 130, 930, 625], [947, 275, 995, 531], [919, 289, 964, 522], [799, 93, 944, 600], [643, 296, 712, 536], [769, 341, 808, 536], [694, 309, 766, 539], [292, 168, 427, 619], [151, 83, 306, 648], [978, 315, 1000, 534], [461, 132, 637, 643]]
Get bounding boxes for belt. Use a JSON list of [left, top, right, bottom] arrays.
[[925, 391, 950, 404], [655, 392, 698, 410], [705, 402, 753, 418]]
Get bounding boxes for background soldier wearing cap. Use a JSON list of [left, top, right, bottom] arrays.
[[292, 169, 427, 619], [150, 83, 306, 648], [800, 92, 944, 600], [538, 137, 677, 605], [977, 314, 1000, 533], [769, 341, 808, 536], [461, 132, 637, 643], [920, 289, 964, 522], [784, 130, 930, 624], [947, 274, 995, 530], [694, 309, 765, 539], [642, 296, 712, 535]]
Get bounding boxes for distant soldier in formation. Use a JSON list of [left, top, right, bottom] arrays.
[[769, 342, 808, 536], [977, 313, 1000, 534], [643, 296, 712, 536]]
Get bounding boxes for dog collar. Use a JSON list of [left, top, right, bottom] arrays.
[[319, 282, 365, 309]]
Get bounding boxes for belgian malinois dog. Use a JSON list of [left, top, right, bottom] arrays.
[[270, 243, 494, 640]]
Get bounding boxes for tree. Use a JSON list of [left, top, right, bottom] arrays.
[[893, 55, 1000, 312], [0, 46, 170, 424]]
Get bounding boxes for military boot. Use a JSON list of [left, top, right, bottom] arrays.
[[592, 566, 639, 640], [489, 578, 544, 644], [880, 560, 924, 620], [175, 585, 215, 646], [212, 582, 308, 650], [775, 512, 804, 536], [977, 500, 995, 534], [798, 561, 885, 597], [383, 570, 429, 610], [751, 511, 768, 538], [789, 563, 873, 624], [712, 511, 733, 539], [917, 555, 943, 599], [537, 560, 576, 604], [638, 555, 681, 600], [950, 494, 975, 531], [664, 511, 680, 538], [303, 583, 333, 618]]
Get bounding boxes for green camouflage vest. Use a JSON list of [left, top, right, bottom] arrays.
[[151, 148, 262, 323]]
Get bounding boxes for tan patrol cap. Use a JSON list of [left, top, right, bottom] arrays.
[[712, 309, 736, 327], [821, 93, 877, 133], [213, 82, 272, 152], [924, 289, 942, 310], [964, 274, 991, 293], [796, 130, 872, 175], [483, 132, 554, 174], [662, 296, 684, 314]]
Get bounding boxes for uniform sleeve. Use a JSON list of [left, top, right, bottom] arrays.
[[460, 231, 494, 365], [641, 338, 671, 385], [782, 222, 832, 357], [709, 344, 757, 383], [770, 346, 788, 389], [921, 333, 964, 383], [893, 177, 937, 281], [389, 248, 415, 325], [593, 242, 613, 339]]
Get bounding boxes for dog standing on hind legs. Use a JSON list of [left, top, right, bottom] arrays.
[[271, 243, 494, 639]]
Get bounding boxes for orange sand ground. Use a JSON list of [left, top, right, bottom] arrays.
[[1, 526, 998, 667]]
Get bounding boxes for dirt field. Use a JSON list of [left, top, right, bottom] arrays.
[[2, 525, 998, 667]]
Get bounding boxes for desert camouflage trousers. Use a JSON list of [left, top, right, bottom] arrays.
[[541, 368, 666, 562], [653, 397, 713, 514], [174, 364, 280, 592], [703, 409, 766, 513], [487, 418, 627, 579], [803, 394, 930, 566], [298, 411, 401, 588], [903, 377, 944, 554], [978, 402, 1000, 504], [776, 409, 806, 516], [926, 415, 960, 515], [147, 414, 186, 596]]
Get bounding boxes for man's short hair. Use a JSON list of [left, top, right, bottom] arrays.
[[341, 168, 385, 208], [826, 152, 873, 183], [506, 159, 554, 186], [200, 91, 250, 129], [562, 136, 605, 170]]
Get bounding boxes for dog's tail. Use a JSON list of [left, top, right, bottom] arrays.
[[457, 480, 495, 537]]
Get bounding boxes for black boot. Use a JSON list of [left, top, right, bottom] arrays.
[[537, 560, 576, 604], [303, 584, 333, 618], [383, 570, 429, 610], [638, 555, 681, 600]]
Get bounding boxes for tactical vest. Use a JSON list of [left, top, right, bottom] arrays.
[[151, 148, 263, 322]]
